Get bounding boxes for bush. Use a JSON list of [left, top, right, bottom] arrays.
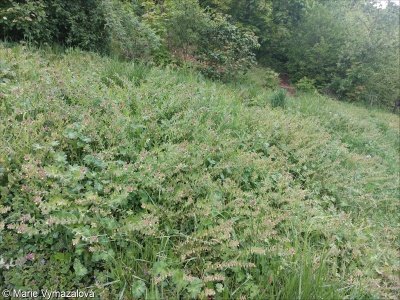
[[295, 76, 317, 93], [0, 0, 108, 51], [163, 1, 259, 80], [101, 58, 150, 88], [270, 88, 288, 108], [0, 0, 49, 42], [235, 67, 280, 90], [261, 68, 280, 90], [102, 0, 161, 60], [196, 13, 260, 80], [46, 0, 108, 51], [166, 0, 208, 54], [0, 0, 259, 79]]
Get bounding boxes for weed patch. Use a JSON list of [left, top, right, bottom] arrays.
[[0, 43, 399, 299]]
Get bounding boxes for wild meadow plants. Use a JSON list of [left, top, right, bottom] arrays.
[[0, 43, 399, 299]]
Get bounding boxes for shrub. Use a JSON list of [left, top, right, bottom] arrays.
[[162, 1, 260, 80], [101, 58, 150, 88], [166, 0, 208, 54], [285, 1, 399, 110], [46, 0, 108, 51], [260, 68, 280, 90], [196, 13, 260, 80], [0, 0, 108, 51], [0, 0, 49, 42], [295, 76, 317, 93], [102, 0, 161, 60], [240, 67, 280, 90], [270, 88, 288, 108]]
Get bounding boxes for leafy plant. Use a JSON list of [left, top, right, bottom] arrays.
[[0, 0, 48, 42]]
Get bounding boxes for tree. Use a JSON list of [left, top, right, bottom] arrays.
[[196, 12, 260, 80], [0, 0, 108, 51], [155, 0, 260, 80], [197, 0, 316, 72], [285, 2, 347, 86], [285, 0, 399, 108]]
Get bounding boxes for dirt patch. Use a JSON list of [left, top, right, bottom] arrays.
[[279, 76, 296, 96]]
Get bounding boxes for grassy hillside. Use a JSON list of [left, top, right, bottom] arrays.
[[0, 43, 399, 299]]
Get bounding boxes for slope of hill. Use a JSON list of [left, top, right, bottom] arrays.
[[1, 44, 399, 299]]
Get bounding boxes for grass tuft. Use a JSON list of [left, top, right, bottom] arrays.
[[270, 88, 288, 108]]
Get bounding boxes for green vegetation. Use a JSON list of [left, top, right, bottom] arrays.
[[269, 89, 288, 109], [0, 43, 399, 299], [0, 0, 399, 299], [1, 0, 398, 108]]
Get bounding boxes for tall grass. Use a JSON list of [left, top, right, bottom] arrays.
[[270, 89, 288, 108]]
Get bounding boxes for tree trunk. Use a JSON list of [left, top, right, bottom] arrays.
[[393, 99, 400, 114]]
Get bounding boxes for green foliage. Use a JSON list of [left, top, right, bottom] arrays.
[[233, 67, 280, 106], [164, 1, 260, 80], [260, 68, 280, 90], [0, 0, 260, 78], [0, 0, 48, 42], [200, 0, 308, 73], [131, 280, 147, 298], [0, 52, 17, 84], [46, 0, 108, 51], [254, 0, 310, 70], [0, 43, 399, 299], [102, 0, 161, 60], [334, 3, 399, 108], [101, 58, 150, 88], [1, 0, 397, 111], [196, 13, 260, 80], [285, 2, 345, 86], [269, 89, 288, 108], [166, 0, 208, 52], [0, 0, 108, 51], [295, 76, 317, 93], [285, 0, 399, 109], [199, 0, 273, 40]]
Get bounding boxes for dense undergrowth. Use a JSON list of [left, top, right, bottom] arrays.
[[0, 44, 399, 299]]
